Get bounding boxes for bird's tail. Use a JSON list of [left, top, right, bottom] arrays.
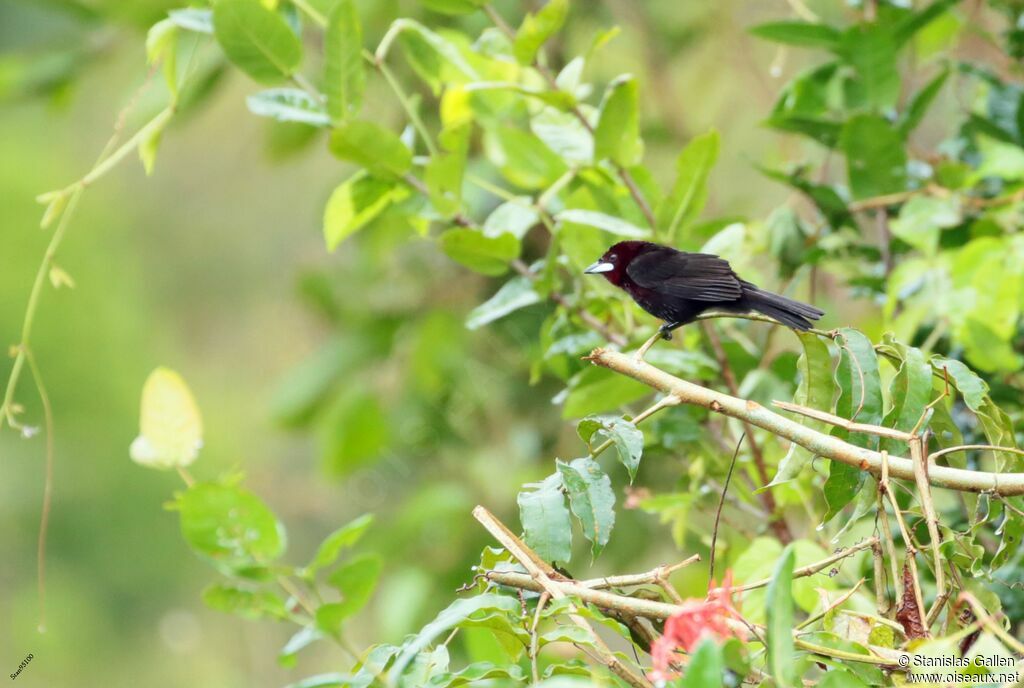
[[742, 287, 824, 331]]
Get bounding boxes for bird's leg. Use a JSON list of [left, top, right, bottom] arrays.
[[659, 321, 682, 340]]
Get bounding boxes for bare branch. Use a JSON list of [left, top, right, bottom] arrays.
[[586, 348, 1024, 496]]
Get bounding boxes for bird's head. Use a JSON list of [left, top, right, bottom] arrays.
[[583, 241, 655, 286]]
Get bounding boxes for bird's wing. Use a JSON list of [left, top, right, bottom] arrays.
[[625, 248, 744, 301]]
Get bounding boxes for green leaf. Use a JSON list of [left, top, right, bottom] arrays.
[[429, 663, 526, 687], [556, 458, 615, 557], [418, 0, 486, 15], [518, 473, 572, 564], [175, 482, 286, 570], [818, 670, 870, 688], [246, 88, 330, 127], [212, 0, 302, 84], [657, 129, 720, 240], [556, 209, 649, 238], [772, 331, 834, 484], [892, 0, 960, 47], [766, 544, 796, 688], [838, 25, 899, 109], [202, 583, 288, 619], [899, 69, 949, 136], [878, 335, 933, 455], [834, 328, 884, 445], [324, 0, 365, 123], [512, 0, 569, 65], [426, 123, 470, 218], [483, 199, 539, 240], [578, 415, 644, 481], [593, 75, 643, 166], [146, 19, 179, 99], [323, 173, 409, 251], [325, 554, 382, 622], [279, 626, 324, 667], [328, 120, 412, 179], [840, 114, 907, 200], [388, 19, 478, 94], [169, 8, 213, 34], [465, 276, 541, 330], [484, 126, 568, 189], [440, 229, 520, 276], [302, 514, 374, 577], [680, 638, 724, 688], [137, 111, 169, 177], [391, 595, 521, 679], [749, 21, 841, 49], [321, 390, 390, 475], [889, 195, 961, 255], [283, 672, 347, 688], [563, 368, 650, 419]]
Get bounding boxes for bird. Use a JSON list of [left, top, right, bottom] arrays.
[[584, 241, 824, 341]]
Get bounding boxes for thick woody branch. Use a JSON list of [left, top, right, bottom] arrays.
[[585, 348, 1024, 496]]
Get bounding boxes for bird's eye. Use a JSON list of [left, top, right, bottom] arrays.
[[609, 254, 617, 262]]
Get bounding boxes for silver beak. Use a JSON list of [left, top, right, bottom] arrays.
[[584, 261, 614, 274]]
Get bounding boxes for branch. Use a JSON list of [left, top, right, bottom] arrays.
[[715, 539, 878, 594], [472, 506, 653, 688], [585, 348, 1024, 496]]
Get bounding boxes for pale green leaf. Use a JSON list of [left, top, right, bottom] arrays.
[[556, 458, 615, 557], [246, 88, 330, 126], [518, 473, 572, 563], [324, 0, 365, 122], [465, 276, 541, 330], [130, 367, 202, 469], [213, 0, 302, 84]]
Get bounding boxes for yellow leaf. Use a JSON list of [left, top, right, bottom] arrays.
[[130, 367, 203, 469]]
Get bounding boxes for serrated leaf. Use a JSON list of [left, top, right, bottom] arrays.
[[465, 276, 541, 330], [328, 119, 412, 178], [440, 229, 520, 276], [324, 0, 365, 123], [213, 0, 302, 84], [247, 88, 330, 126], [130, 367, 202, 469], [594, 75, 642, 166], [557, 458, 615, 557], [878, 335, 933, 454], [512, 0, 569, 65], [518, 473, 572, 564], [578, 415, 644, 481]]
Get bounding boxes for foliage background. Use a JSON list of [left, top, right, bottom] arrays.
[[2, 0, 1021, 686]]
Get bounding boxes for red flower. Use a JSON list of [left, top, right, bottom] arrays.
[[648, 572, 746, 683]]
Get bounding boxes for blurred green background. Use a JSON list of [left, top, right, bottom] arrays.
[[0, 0, 981, 686]]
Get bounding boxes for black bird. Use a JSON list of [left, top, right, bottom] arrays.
[[584, 241, 824, 339]]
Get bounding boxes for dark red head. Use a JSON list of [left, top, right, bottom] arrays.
[[583, 241, 657, 286]]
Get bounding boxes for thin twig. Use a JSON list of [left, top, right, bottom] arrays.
[[24, 348, 54, 633], [716, 539, 878, 594], [710, 433, 745, 587], [702, 322, 791, 542], [911, 436, 947, 626]]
